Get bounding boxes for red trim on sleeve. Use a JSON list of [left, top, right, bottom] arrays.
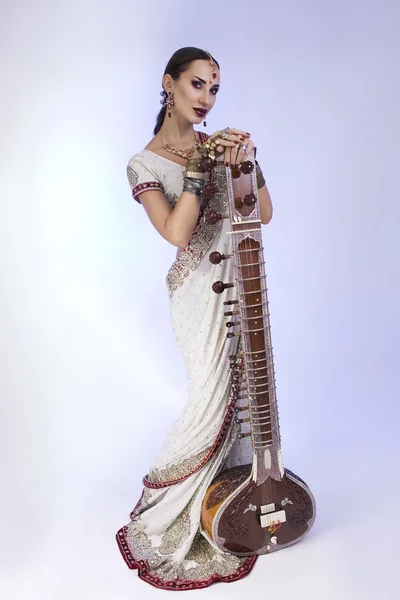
[[132, 181, 163, 204]]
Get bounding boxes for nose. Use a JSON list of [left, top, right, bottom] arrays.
[[199, 88, 211, 107]]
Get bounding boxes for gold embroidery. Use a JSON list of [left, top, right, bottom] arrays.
[[159, 506, 192, 556], [123, 419, 244, 586], [148, 446, 211, 484], [127, 165, 138, 188], [166, 165, 227, 298]]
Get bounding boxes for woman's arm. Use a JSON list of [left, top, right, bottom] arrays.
[[137, 188, 201, 248], [139, 171, 273, 248], [258, 184, 273, 225]]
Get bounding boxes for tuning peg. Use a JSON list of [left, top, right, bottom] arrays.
[[227, 331, 241, 339], [223, 299, 239, 305], [243, 193, 257, 207], [212, 281, 234, 294], [228, 352, 245, 365], [226, 321, 238, 328], [236, 370, 247, 379], [209, 251, 233, 265], [224, 310, 240, 317], [205, 210, 229, 225]]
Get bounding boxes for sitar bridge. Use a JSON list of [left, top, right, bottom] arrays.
[[259, 504, 287, 529]]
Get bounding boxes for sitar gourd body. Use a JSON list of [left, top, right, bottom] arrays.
[[200, 153, 316, 556]]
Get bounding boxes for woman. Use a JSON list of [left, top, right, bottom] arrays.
[[116, 47, 273, 591]]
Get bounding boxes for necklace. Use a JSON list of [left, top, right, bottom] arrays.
[[160, 131, 200, 159]]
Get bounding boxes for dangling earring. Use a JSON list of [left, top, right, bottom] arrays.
[[203, 119, 207, 127], [166, 91, 174, 118], [160, 89, 174, 117]]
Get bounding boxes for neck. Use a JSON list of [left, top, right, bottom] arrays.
[[159, 114, 196, 147]]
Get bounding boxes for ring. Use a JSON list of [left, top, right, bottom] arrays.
[[220, 128, 229, 140], [241, 144, 247, 151]]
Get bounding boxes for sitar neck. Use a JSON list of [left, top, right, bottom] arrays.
[[225, 155, 283, 483]]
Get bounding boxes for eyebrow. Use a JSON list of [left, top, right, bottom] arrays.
[[194, 76, 220, 88]]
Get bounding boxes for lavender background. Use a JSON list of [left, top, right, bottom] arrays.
[[1, 1, 399, 598]]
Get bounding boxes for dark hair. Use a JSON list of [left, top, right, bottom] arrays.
[[153, 47, 220, 136]]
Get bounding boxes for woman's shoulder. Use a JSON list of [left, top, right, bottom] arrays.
[[127, 149, 165, 179], [127, 149, 150, 167]]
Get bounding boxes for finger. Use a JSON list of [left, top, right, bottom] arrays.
[[226, 146, 235, 167], [243, 140, 254, 161], [228, 146, 235, 167], [217, 140, 238, 148], [237, 139, 253, 164], [235, 146, 246, 165], [214, 137, 233, 154], [228, 129, 251, 138], [224, 146, 230, 167], [230, 144, 240, 167], [216, 136, 245, 148], [225, 146, 232, 167]]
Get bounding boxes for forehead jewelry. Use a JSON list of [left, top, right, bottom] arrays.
[[205, 51, 218, 79]]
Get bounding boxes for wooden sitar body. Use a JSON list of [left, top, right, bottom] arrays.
[[202, 465, 314, 555]]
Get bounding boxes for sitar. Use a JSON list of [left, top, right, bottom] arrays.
[[200, 151, 316, 556]]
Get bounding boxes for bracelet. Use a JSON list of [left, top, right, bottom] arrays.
[[197, 136, 222, 161], [182, 177, 206, 196], [185, 157, 204, 173], [183, 170, 207, 180], [183, 176, 206, 187], [182, 182, 202, 196], [184, 176, 206, 189]]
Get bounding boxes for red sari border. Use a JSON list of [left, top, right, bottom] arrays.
[[142, 392, 237, 489], [116, 526, 258, 591]]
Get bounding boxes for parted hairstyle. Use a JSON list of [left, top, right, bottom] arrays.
[[153, 47, 220, 136]]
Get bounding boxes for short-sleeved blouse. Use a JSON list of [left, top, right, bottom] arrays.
[[127, 150, 184, 207], [126, 132, 209, 207]]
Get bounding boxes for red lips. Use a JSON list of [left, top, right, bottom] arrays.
[[194, 108, 207, 117]]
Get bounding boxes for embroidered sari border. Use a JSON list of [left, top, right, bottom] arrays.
[[115, 526, 258, 591], [142, 389, 237, 489]]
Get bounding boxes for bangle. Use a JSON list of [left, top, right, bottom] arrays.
[[255, 161, 266, 189], [185, 157, 204, 173], [182, 182, 202, 196], [182, 177, 206, 196], [183, 170, 207, 180], [184, 176, 206, 189]]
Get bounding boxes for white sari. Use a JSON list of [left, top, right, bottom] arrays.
[[117, 142, 257, 590]]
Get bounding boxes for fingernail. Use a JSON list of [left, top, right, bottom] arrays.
[[225, 162, 229, 167]]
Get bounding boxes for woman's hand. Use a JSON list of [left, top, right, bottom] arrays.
[[209, 128, 254, 167]]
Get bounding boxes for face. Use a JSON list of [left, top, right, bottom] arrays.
[[164, 59, 220, 124]]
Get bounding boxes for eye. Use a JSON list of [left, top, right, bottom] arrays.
[[192, 80, 202, 88], [211, 88, 219, 95]]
